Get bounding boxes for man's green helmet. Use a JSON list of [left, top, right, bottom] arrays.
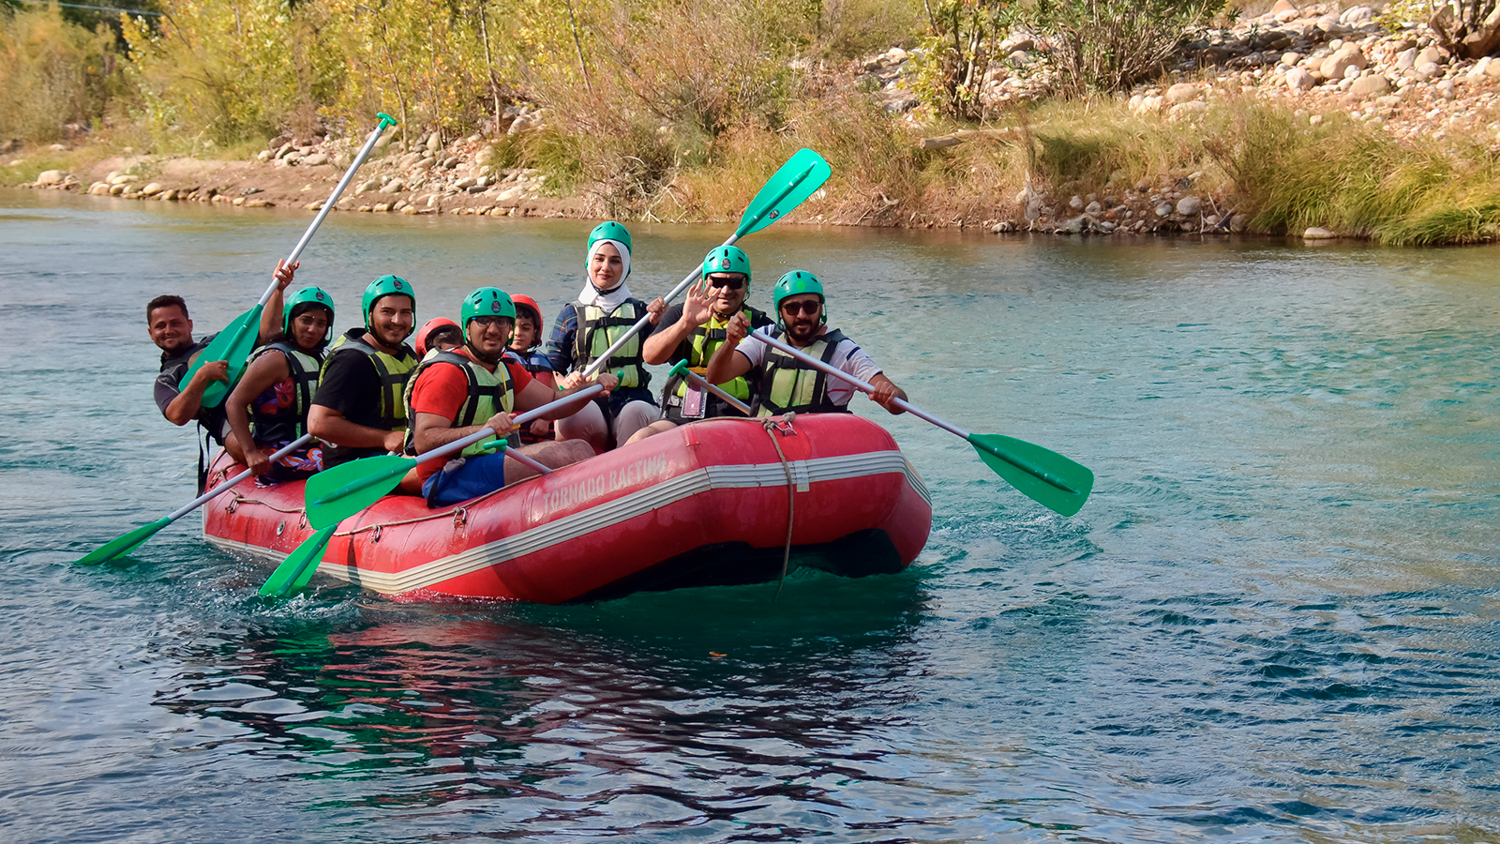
[[460, 287, 516, 343], [361, 274, 416, 330], [702, 246, 750, 285], [772, 270, 827, 325], [283, 286, 335, 335], [587, 221, 632, 254]]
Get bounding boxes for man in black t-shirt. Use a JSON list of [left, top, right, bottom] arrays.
[[308, 275, 420, 489]]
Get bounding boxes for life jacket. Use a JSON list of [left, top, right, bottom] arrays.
[[573, 300, 650, 390], [247, 341, 323, 443], [402, 349, 518, 457], [753, 327, 853, 417], [320, 328, 418, 434], [661, 305, 768, 418]]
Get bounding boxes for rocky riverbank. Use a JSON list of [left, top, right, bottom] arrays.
[[10, 2, 1500, 241]]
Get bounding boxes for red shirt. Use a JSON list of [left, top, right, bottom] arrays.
[[409, 349, 533, 481]]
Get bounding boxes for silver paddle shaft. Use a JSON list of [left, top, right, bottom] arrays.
[[409, 384, 607, 470], [749, 332, 968, 439], [254, 118, 397, 309], [676, 367, 753, 416], [168, 433, 316, 521]]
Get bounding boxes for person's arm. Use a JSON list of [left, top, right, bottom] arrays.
[[543, 304, 577, 374], [308, 405, 405, 453], [705, 315, 756, 385], [412, 410, 511, 455], [841, 343, 907, 415], [225, 351, 290, 474], [867, 373, 908, 414], [514, 373, 617, 420], [642, 299, 703, 365], [161, 358, 228, 425], [259, 260, 297, 344]]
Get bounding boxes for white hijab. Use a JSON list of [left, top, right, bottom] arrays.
[[577, 238, 633, 310]]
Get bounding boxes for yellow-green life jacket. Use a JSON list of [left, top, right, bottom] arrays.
[[402, 350, 518, 457], [321, 330, 418, 433], [574, 300, 649, 389], [754, 327, 852, 417]]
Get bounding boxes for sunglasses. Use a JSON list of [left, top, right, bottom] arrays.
[[780, 300, 821, 316], [707, 275, 745, 290]]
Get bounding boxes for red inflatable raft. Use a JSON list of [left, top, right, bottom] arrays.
[[202, 413, 932, 603]]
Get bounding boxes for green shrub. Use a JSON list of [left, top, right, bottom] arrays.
[[1028, 0, 1226, 96], [910, 0, 1012, 119]]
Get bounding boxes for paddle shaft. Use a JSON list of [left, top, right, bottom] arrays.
[[579, 158, 822, 379], [419, 384, 610, 473], [677, 367, 753, 416], [750, 332, 967, 437], [181, 115, 397, 394], [167, 434, 315, 521]]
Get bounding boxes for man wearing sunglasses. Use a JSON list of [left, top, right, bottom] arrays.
[[704, 269, 907, 417], [641, 246, 774, 426]]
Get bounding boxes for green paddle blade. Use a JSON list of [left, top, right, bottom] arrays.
[[179, 304, 263, 409], [259, 525, 336, 597], [303, 453, 413, 529], [735, 148, 831, 237], [76, 516, 171, 564], [968, 434, 1094, 517]]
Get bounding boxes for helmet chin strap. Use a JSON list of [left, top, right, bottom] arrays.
[[466, 338, 504, 366]]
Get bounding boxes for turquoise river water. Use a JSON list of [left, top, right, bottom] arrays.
[[1, 188, 1497, 843]]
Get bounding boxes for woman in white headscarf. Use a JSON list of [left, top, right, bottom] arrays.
[[545, 221, 665, 451]]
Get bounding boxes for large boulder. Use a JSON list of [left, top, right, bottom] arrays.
[[35, 170, 66, 186], [1320, 46, 1368, 80], [1286, 67, 1316, 91]]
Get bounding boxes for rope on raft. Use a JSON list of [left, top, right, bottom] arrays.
[[762, 412, 797, 601]]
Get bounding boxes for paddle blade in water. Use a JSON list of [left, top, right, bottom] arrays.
[[968, 434, 1094, 517], [259, 525, 336, 597], [735, 149, 831, 237], [303, 454, 413, 528], [76, 516, 171, 564], [179, 304, 262, 408]]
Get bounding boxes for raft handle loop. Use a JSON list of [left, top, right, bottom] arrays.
[[226, 498, 239, 515], [453, 507, 468, 528], [371, 524, 382, 543], [762, 412, 797, 602]]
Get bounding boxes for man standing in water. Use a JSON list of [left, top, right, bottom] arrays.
[[308, 275, 420, 489], [704, 270, 907, 416]]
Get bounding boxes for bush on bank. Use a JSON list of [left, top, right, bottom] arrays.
[[6, 0, 1500, 245]]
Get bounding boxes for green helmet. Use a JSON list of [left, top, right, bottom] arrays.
[[283, 286, 335, 336], [460, 287, 516, 343], [772, 270, 826, 325], [587, 221, 632, 254], [361, 274, 416, 330], [702, 246, 750, 285]]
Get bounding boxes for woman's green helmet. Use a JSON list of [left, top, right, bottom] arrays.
[[460, 287, 516, 343], [587, 221, 632, 253], [772, 270, 827, 325], [361, 274, 416, 330], [282, 286, 335, 335], [702, 246, 750, 285]]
